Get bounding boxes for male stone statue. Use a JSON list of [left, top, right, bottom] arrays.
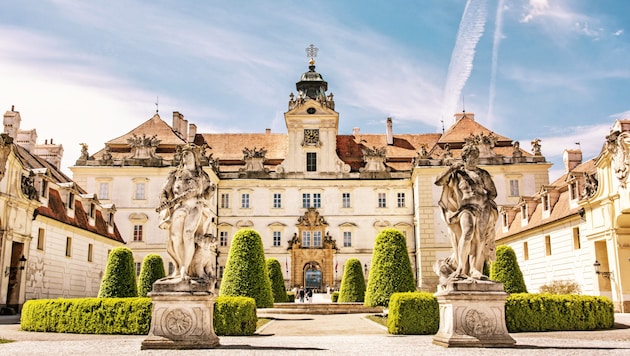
[[434, 143, 498, 285], [157, 143, 216, 281]]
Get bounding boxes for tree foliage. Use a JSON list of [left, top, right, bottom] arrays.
[[490, 245, 528, 293], [266, 258, 288, 303], [98, 247, 138, 298], [338, 258, 366, 302], [364, 229, 416, 307], [137, 254, 166, 297], [219, 229, 273, 308]]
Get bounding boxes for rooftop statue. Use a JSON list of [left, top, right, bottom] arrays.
[[157, 143, 216, 282], [434, 143, 498, 286]]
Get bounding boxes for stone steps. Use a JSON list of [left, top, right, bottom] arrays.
[[258, 302, 384, 315]]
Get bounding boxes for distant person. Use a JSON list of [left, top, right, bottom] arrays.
[[298, 286, 305, 303], [307, 288, 313, 303]]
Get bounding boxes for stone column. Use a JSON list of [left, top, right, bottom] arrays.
[[142, 279, 220, 350], [432, 280, 515, 348]]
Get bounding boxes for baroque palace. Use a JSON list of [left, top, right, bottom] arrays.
[[3, 57, 628, 312]]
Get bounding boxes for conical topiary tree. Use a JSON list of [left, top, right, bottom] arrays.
[[338, 258, 366, 302], [137, 254, 166, 297], [490, 245, 528, 293], [364, 228, 416, 307], [98, 246, 138, 298], [266, 258, 288, 303], [219, 229, 273, 308]]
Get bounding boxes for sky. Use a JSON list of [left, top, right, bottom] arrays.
[[1, 0, 629, 181]]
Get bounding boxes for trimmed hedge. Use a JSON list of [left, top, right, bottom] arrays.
[[364, 229, 416, 307], [98, 247, 138, 298], [266, 258, 288, 303], [490, 245, 527, 294], [219, 229, 274, 308], [338, 258, 366, 302], [20, 298, 151, 334], [137, 254, 166, 297], [331, 291, 339, 303], [213, 296, 258, 336], [505, 293, 614, 332], [287, 292, 295, 303], [387, 292, 439, 335]]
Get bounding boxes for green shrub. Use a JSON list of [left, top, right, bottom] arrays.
[[338, 258, 366, 302], [213, 296, 257, 336], [490, 245, 527, 294], [539, 280, 581, 295], [331, 291, 339, 303], [287, 292, 295, 303], [506, 293, 614, 332], [219, 229, 273, 308], [387, 292, 439, 335], [364, 229, 416, 307], [137, 254, 166, 297], [20, 298, 151, 334], [266, 258, 288, 303], [98, 247, 138, 298]]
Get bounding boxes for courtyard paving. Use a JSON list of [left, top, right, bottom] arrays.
[[0, 293, 628, 355]]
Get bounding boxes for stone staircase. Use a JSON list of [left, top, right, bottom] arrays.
[[258, 302, 384, 315]]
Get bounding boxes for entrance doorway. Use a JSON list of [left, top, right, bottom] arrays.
[[304, 262, 322, 291], [6, 242, 25, 308]]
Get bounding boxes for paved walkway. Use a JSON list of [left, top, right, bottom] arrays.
[[1, 294, 629, 355]]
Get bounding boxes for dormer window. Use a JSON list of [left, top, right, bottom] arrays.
[[502, 211, 509, 228], [68, 192, 74, 209], [89, 203, 96, 219], [542, 195, 550, 212], [520, 205, 528, 220], [569, 181, 579, 200], [40, 179, 48, 198]]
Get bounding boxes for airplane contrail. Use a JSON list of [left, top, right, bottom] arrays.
[[488, 0, 505, 126]]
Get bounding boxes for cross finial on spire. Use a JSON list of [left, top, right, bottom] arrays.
[[155, 96, 159, 114], [306, 44, 318, 65]]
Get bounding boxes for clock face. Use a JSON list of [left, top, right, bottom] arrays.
[[304, 129, 319, 144]]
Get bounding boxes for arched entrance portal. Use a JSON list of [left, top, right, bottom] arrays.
[[289, 208, 337, 291], [304, 262, 322, 290]]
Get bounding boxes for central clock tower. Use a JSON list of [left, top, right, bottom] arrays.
[[279, 54, 349, 176]]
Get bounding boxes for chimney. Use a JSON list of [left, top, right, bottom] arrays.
[[563, 149, 582, 173], [188, 123, 197, 142], [386, 117, 393, 145], [353, 127, 360, 137], [265, 128, 271, 135], [182, 117, 188, 142], [172, 111, 187, 139], [454, 111, 474, 122]]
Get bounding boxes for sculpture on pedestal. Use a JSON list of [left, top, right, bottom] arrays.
[[157, 143, 216, 282], [434, 143, 498, 286]]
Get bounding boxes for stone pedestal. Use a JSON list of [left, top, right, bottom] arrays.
[[432, 280, 515, 348], [141, 279, 220, 350]]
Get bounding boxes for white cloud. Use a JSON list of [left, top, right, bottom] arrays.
[[520, 0, 550, 23], [614, 29, 624, 36]]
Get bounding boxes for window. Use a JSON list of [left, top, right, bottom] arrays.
[[342, 193, 351, 208], [313, 231, 322, 247], [219, 231, 228, 247], [509, 179, 519, 196], [241, 193, 250, 208], [273, 231, 282, 247], [302, 231, 311, 247], [273, 193, 282, 209], [220, 193, 230, 209], [168, 262, 175, 275], [501, 212, 508, 228], [313, 193, 321, 208], [378, 192, 387, 208], [521, 205, 527, 220], [306, 152, 317, 172], [135, 182, 146, 200], [65, 237, 72, 257], [343, 231, 352, 247], [88, 243, 93, 262], [99, 182, 109, 200], [545, 235, 552, 256], [523, 241, 529, 260], [135, 262, 142, 276], [219, 266, 224, 278], [573, 227, 581, 250], [302, 193, 311, 208], [37, 228, 45, 250], [68, 192, 74, 209], [89, 203, 96, 219], [109, 212, 115, 226], [570, 181, 579, 200], [542, 195, 549, 212], [397, 192, 405, 208], [133, 225, 143, 242], [41, 179, 48, 197]]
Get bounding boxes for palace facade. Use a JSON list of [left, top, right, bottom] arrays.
[[71, 60, 550, 292]]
